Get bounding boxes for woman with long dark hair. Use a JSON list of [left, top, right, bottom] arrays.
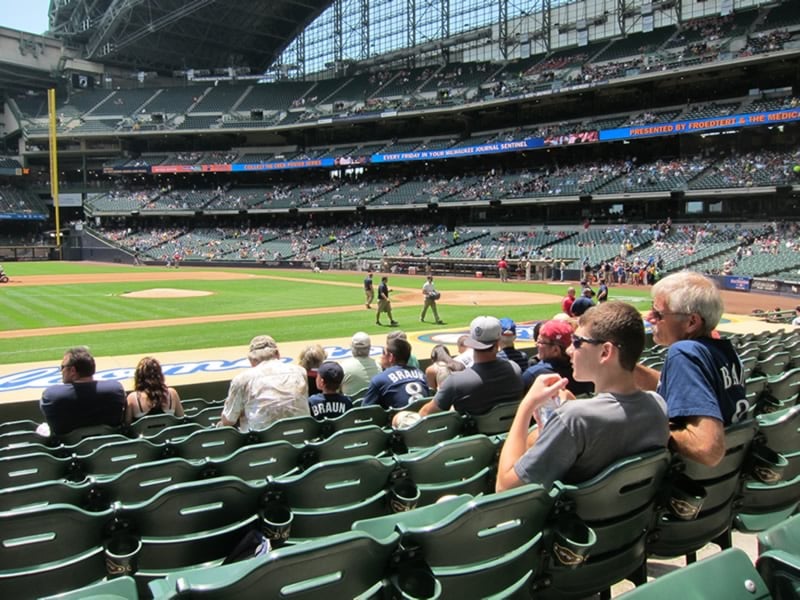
[[125, 356, 184, 424]]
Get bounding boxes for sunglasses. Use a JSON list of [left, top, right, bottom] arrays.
[[649, 307, 691, 322], [571, 334, 622, 350]]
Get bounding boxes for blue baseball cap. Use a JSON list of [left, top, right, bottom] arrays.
[[499, 318, 517, 336]]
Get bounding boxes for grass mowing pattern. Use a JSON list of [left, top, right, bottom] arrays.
[[0, 263, 652, 365]]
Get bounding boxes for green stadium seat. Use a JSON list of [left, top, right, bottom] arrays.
[[207, 440, 301, 482], [621, 548, 771, 600], [167, 426, 245, 461], [535, 449, 671, 599], [392, 411, 463, 453], [117, 476, 263, 583], [765, 368, 800, 407], [396, 483, 560, 599], [301, 424, 392, 467], [648, 420, 756, 562], [318, 404, 388, 437], [395, 434, 499, 505], [129, 414, 185, 438], [756, 513, 800, 600], [0, 504, 111, 598], [351, 494, 474, 539], [0, 478, 92, 513], [0, 451, 73, 488], [249, 415, 322, 446], [74, 438, 164, 480], [148, 530, 396, 600], [0, 419, 39, 436], [39, 575, 138, 600], [91, 457, 205, 508], [267, 455, 398, 540], [462, 400, 520, 435]]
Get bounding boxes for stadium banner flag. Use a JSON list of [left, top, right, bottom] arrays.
[[600, 108, 800, 141], [370, 138, 545, 163]]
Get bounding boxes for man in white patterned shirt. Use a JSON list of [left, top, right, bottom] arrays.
[[219, 335, 309, 432]]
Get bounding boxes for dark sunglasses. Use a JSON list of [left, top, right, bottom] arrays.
[[650, 307, 691, 322], [571, 334, 622, 350]]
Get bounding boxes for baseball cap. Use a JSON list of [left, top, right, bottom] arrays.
[[249, 335, 277, 352], [499, 317, 517, 336], [538, 320, 573, 349], [351, 331, 371, 349], [463, 316, 502, 350], [318, 361, 345, 385]]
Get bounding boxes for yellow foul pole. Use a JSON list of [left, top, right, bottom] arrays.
[[48, 88, 61, 259]]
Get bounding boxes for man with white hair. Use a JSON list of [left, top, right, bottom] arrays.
[[339, 331, 381, 396], [637, 271, 747, 466], [219, 335, 309, 432]]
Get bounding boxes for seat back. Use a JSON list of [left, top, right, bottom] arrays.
[[186, 405, 223, 428], [0, 451, 73, 488], [624, 548, 771, 600], [464, 400, 520, 435], [76, 438, 165, 480], [250, 415, 322, 445], [0, 504, 111, 598], [395, 411, 463, 453], [756, 352, 791, 377], [397, 483, 560, 599], [766, 367, 800, 403], [94, 457, 205, 507], [167, 426, 245, 461], [209, 440, 301, 482], [130, 414, 185, 438], [535, 449, 672, 599], [148, 531, 396, 600], [120, 476, 264, 574], [0, 479, 92, 513], [319, 404, 388, 436], [396, 434, 499, 505], [303, 425, 391, 466], [649, 421, 756, 559], [756, 405, 800, 454], [270, 455, 397, 539]]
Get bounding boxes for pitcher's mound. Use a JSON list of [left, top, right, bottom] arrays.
[[121, 288, 213, 298]]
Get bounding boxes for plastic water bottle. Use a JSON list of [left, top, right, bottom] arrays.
[[538, 395, 561, 426]]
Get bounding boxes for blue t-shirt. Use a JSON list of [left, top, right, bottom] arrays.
[[361, 365, 430, 409], [307, 392, 353, 420], [571, 296, 595, 316], [658, 337, 747, 425]]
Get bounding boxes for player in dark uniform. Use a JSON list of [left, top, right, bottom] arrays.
[[363, 273, 374, 309]]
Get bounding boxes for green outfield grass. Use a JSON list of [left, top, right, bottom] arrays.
[[0, 262, 652, 365]]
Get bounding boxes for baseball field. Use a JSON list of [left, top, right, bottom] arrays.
[[0, 261, 785, 411]]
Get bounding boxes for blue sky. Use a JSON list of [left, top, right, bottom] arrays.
[[0, 1, 51, 35]]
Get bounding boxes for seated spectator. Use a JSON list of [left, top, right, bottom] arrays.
[[792, 305, 800, 327], [522, 320, 594, 396], [496, 318, 529, 370], [125, 356, 184, 424], [387, 330, 421, 369], [339, 332, 380, 396], [219, 335, 309, 432], [308, 361, 353, 420], [454, 334, 474, 368], [636, 271, 747, 466], [571, 287, 596, 316], [298, 344, 326, 395], [425, 344, 465, 391], [497, 302, 669, 491], [420, 316, 524, 416], [40, 346, 126, 437], [362, 337, 430, 409]]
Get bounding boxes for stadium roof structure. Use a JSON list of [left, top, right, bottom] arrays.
[[48, 0, 333, 73]]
